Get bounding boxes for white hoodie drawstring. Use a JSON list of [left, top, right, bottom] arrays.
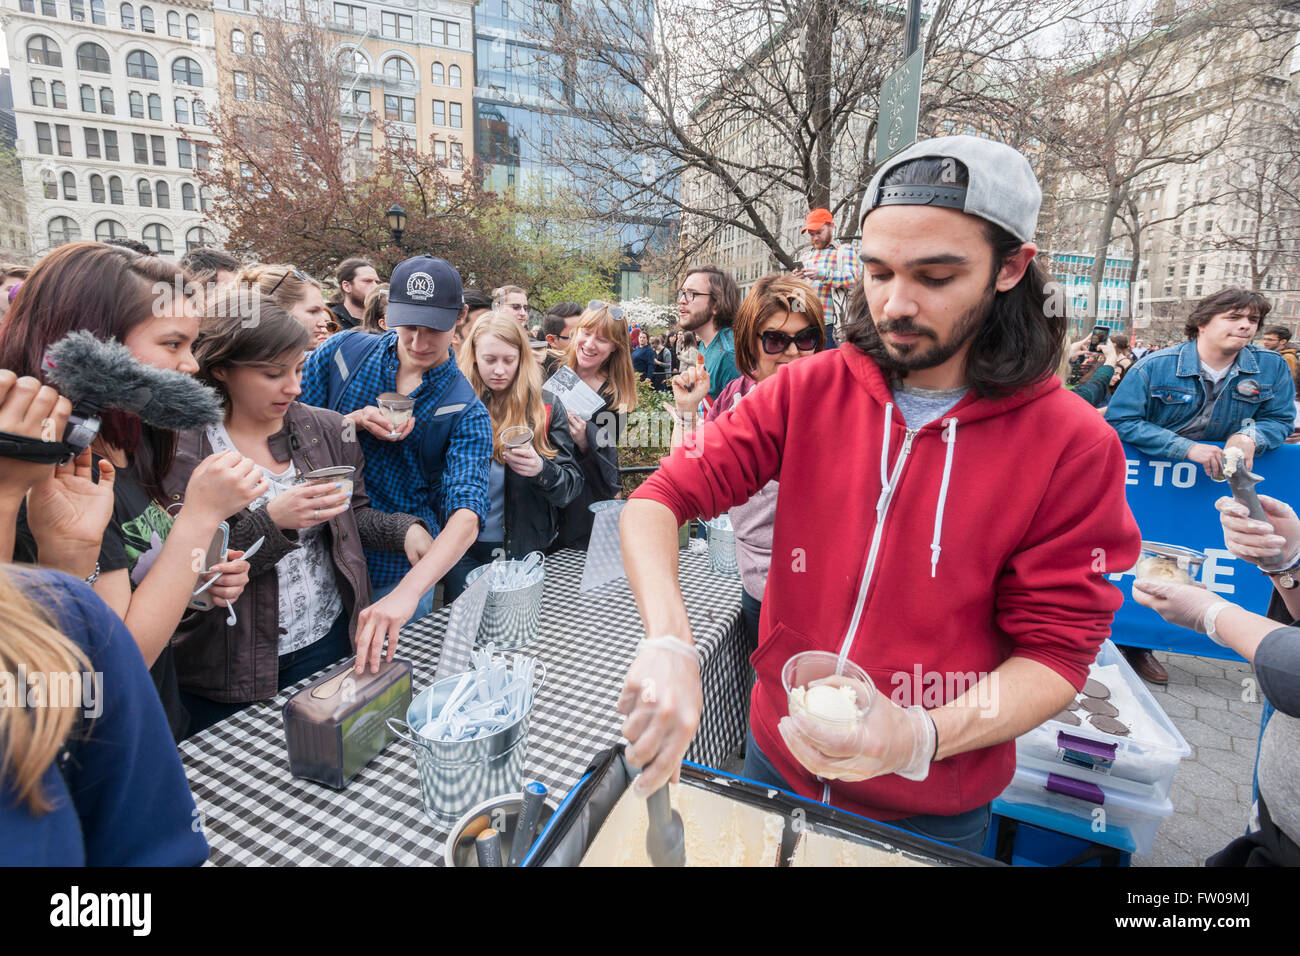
[[930, 418, 958, 578]]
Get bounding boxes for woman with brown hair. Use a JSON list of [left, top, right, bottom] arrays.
[[361, 284, 390, 334], [0, 377, 207, 864], [171, 290, 435, 733], [239, 264, 333, 349], [551, 300, 638, 551], [446, 311, 582, 597], [0, 242, 264, 739], [669, 273, 827, 652]]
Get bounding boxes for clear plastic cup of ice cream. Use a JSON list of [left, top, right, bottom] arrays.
[[782, 651, 875, 727], [500, 425, 534, 449], [297, 465, 355, 499]]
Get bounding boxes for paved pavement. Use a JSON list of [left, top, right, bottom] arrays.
[[1133, 649, 1261, 867]]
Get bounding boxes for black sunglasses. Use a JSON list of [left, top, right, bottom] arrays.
[[587, 299, 626, 320], [759, 327, 821, 354], [268, 267, 309, 297]]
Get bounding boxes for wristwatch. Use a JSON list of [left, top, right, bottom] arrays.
[[1261, 555, 1300, 589]]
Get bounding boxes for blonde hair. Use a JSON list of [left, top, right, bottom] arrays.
[[492, 284, 526, 308], [237, 264, 322, 314], [560, 304, 639, 413], [0, 567, 91, 815], [459, 311, 557, 462]]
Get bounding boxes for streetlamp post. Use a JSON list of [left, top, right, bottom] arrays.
[[386, 203, 407, 251]]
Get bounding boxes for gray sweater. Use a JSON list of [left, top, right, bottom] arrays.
[[1256, 627, 1300, 845]]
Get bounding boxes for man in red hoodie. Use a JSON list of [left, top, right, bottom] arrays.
[[616, 135, 1142, 852]]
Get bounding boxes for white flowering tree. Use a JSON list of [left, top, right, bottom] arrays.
[[619, 296, 675, 333]]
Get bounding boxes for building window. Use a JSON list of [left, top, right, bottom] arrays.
[[186, 227, 212, 252], [71, 0, 86, 21], [433, 140, 446, 165], [100, 87, 114, 113], [254, 74, 269, 103], [385, 95, 415, 123], [199, 185, 211, 210], [384, 56, 414, 84], [137, 179, 152, 206], [167, 10, 181, 36], [104, 131, 119, 162], [333, 2, 364, 29], [42, 171, 57, 198], [432, 100, 445, 126], [231, 29, 246, 54], [55, 125, 72, 156], [347, 87, 370, 110], [108, 174, 123, 202], [142, 223, 173, 255], [450, 142, 463, 169], [181, 182, 196, 210], [62, 172, 78, 201], [252, 32, 265, 56], [84, 127, 101, 157], [49, 81, 66, 109], [140, 5, 154, 32], [229, 0, 249, 8], [338, 48, 368, 73], [431, 62, 444, 84], [178, 139, 193, 167], [150, 134, 165, 165], [48, 218, 81, 248], [132, 132, 148, 163], [129, 90, 144, 117], [91, 0, 106, 23], [381, 11, 413, 40], [192, 99, 207, 125], [148, 93, 162, 121], [95, 220, 124, 241], [431, 18, 460, 47], [120, 2, 135, 28], [155, 180, 170, 209], [80, 85, 95, 111], [449, 64, 461, 88], [174, 97, 190, 124], [35, 122, 53, 154], [30, 80, 47, 108], [90, 174, 106, 203], [233, 71, 249, 100], [127, 50, 159, 80], [172, 57, 203, 87], [449, 102, 461, 128], [195, 143, 209, 170], [186, 13, 199, 39], [26, 36, 62, 67]]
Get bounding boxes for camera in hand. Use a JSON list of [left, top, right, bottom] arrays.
[[0, 331, 223, 464]]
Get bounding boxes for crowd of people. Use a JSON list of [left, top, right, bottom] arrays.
[[1, 133, 1297, 868]]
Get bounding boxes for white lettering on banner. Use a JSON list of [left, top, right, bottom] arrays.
[[1124, 458, 1204, 489], [1148, 460, 1171, 486], [1108, 546, 1237, 596], [1171, 462, 1196, 487], [1125, 459, 1140, 485]]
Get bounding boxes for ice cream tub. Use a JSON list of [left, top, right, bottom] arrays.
[[525, 745, 997, 867], [1133, 541, 1206, 584]]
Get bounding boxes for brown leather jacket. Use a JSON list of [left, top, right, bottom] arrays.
[[162, 402, 423, 703]]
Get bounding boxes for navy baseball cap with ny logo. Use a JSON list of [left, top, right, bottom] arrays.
[[386, 254, 463, 331]]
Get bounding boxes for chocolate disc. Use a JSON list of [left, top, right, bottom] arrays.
[[1079, 697, 1119, 717], [1053, 709, 1081, 726], [1082, 679, 1110, 700], [1088, 715, 1130, 736]]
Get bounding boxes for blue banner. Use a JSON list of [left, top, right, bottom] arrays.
[[1110, 442, 1300, 661]]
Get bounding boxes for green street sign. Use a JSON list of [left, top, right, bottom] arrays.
[[876, 47, 924, 163]]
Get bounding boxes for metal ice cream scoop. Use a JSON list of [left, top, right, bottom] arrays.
[[645, 783, 686, 867], [1226, 457, 1287, 566]]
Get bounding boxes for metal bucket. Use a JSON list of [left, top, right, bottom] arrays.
[[442, 792, 559, 867], [386, 662, 545, 827], [706, 514, 739, 576], [463, 553, 546, 650]]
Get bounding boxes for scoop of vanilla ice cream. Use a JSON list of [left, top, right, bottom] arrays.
[[790, 683, 859, 722], [1135, 555, 1192, 585]]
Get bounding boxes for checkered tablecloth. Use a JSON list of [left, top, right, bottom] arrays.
[[179, 548, 750, 866]]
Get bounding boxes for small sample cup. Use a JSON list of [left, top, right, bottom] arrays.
[[500, 425, 534, 449], [781, 651, 875, 727], [376, 392, 414, 438], [297, 465, 356, 499]]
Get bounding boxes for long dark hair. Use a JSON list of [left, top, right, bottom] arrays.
[[0, 241, 189, 496], [842, 158, 1064, 398]]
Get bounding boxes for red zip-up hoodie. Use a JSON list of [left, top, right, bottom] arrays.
[[632, 343, 1141, 820]]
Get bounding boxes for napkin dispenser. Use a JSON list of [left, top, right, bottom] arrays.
[[282, 658, 413, 789]]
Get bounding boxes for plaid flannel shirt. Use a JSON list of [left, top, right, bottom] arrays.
[[803, 241, 862, 326], [300, 333, 491, 589]]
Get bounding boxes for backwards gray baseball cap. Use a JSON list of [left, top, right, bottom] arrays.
[[862, 135, 1041, 243]]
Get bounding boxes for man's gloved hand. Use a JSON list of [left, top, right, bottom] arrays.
[[1215, 494, 1300, 569], [617, 636, 702, 797], [1132, 579, 1230, 644], [777, 675, 936, 782]]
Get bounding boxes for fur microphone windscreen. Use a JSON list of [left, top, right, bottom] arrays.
[[41, 331, 223, 429]]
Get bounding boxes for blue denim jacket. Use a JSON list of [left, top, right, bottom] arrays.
[[1105, 341, 1296, 459]]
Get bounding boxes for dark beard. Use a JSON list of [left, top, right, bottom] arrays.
[[862, 280, 996, 377]]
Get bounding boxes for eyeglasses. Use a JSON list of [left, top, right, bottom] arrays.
[[268, 267, 308, 298], [587, 299, 626, 320], [677, 289, 712, 304], [759, 327, 821, 354]]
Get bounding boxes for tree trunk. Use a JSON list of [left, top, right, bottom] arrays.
[[1087, 184, 1123, 323], [805, 0, 834, 212], [1126, 240, 1141, 335]]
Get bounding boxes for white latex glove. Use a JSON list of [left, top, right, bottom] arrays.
[[1215, 494, 1300, 569], [777, 674, 936, 782], [616, 636, 702, 797], [1132, 578, 1230, 644]]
